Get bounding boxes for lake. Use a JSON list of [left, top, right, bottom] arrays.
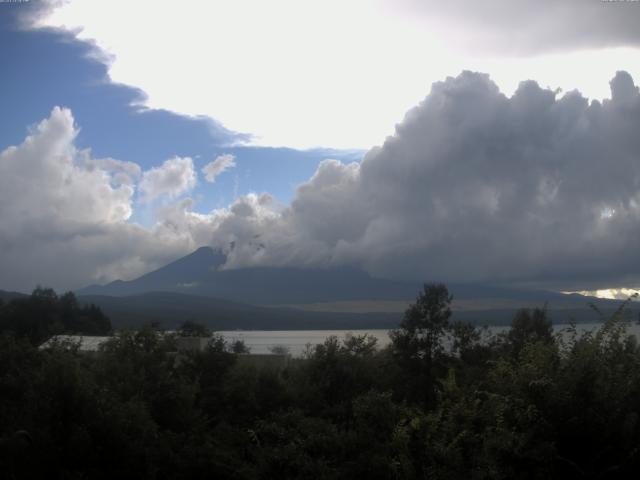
[[218, 322, 640, 356]]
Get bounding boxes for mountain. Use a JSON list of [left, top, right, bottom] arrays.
[[78, 246, 421, 304], [0, 289, 28, 302], [78, 247, 597, 305], [77, 291, 397, 330], [77, 247, 636, 326], [76, 290, 637, 331]]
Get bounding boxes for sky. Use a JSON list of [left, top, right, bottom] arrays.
[[1, 0, 640, 295]]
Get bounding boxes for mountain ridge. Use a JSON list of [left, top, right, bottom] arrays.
[[72, 247, 638, 328], [78, 247, 600, 306]]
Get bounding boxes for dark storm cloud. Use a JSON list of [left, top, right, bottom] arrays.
[[347, 70, 640, 289]]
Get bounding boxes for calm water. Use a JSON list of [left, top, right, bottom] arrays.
[[218, 322, 640, 356]]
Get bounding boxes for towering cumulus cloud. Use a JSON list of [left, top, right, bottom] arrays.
[[2, 72, 640, 292], [201, 71, 640, 290], [0, 108, 195, 291], [350, 71, 640, 288]]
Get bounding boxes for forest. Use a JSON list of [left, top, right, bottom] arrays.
[[1, 284, 640, 479]]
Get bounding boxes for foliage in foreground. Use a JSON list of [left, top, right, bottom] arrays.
[[1, 285, 640, 478], [0, 287, 111, 344]]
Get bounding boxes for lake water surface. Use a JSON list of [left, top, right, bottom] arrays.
[[218, 322, 640, 356]]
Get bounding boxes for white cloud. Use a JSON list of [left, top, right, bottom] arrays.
[[81, 155, 142, 186], [564, 288, 640, 301], [31, 0, 640, 149], [202, 154, 236, 183], [0, 107, 134, 226], [0, 107, 196, 292], [4, 71, 640, 293], [139, 156, 196, 201], [192, 71, 640, 291]]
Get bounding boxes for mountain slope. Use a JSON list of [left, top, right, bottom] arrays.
[[0, 289, 28, 302], [78, 247, 586, 306], [77, 247, 635, 325], [78, 247, 421, 304], [77, 289, 637, 330], [78, 291, 398, 330]]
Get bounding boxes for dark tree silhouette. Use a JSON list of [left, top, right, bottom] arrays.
[[389, 283, 452, 405], [507, 307, 553, 355], [0, 287, 111, 344], [178, 319, 211, 337]]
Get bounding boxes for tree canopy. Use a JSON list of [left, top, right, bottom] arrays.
[[1, 284, 640, 478], [0, 287, 111, 344]]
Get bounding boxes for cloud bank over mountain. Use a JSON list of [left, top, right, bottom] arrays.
[[190, 71, 640, 291], [1, 71, 640, 292]]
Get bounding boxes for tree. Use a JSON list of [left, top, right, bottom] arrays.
[[391, 283, 452, 365], [178, 320, 211, 337], [342, 333, 378, 357], [230, 339, 250, 354], [449, 320, 492, 367], [0, 288, 111, 344], [507, 307, 553, 356], [269, 344, 290, 356], [390, 283, 453, 405]]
